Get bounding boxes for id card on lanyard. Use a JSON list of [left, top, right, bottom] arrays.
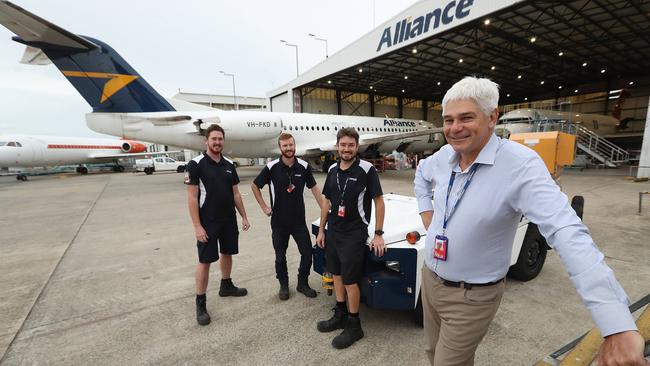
[[336, 170, 350, 218], [434, 164, 480, 261]]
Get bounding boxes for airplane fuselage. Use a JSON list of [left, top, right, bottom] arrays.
[[0, 135, 145, 167], [86, 109, 443, 158]]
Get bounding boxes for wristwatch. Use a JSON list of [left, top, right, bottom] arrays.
[[374, 229, 384, 236]]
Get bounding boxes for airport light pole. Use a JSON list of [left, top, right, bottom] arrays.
[[280, 40, 299, 77], [219, 70, 237, 110], [308, 33, 329, 58]]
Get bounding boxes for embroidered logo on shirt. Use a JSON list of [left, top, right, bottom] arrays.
[[226, 170, 232, 174], [349, 178, 358, 181]]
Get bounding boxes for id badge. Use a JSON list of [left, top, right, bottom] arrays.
[[433, 235, 448, 261], [286, 184, 295, 193], [337, 205, 346, 217]]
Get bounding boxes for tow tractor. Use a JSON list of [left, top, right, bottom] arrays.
[[311, 131, 582, 325]]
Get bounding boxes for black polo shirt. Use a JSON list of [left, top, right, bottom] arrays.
[[254, 157, 317, 227], [184, 152, 240, 227], [322, 158, 383, 233]]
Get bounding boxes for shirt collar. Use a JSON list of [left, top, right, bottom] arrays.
[[203, 151, 224, 165], [337, 157, 360, 172], [448, 134, 499, 172], [279, 158, 296, 170]]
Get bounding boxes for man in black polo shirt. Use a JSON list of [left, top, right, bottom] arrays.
[[251, 133, 323, 300], [315, 127, 386, 349], [185, 124, 250, 326]]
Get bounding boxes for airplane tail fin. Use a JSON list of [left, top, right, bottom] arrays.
[[0, 1, 175, 113]]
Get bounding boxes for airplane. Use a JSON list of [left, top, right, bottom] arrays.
[[495, 108, 643, 141], [0, 1, 444, 172], [0, 134, 171, 180]]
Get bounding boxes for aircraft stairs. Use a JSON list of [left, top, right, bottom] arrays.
[[536, 119, 629, 168]]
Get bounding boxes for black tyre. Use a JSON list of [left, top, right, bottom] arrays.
[[21, 175, 27, 181], [117, 165, 125, 172], [80, 167, 88, 175], [507, 223, 547, 281], [413, 295, 423, 327], [144, 167, 153, 175], [571, 195, 584, 220], [176, 165, 185, 173]]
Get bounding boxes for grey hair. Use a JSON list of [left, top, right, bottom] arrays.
[[442, 76, 500, 117]]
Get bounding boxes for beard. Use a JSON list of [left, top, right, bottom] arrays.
[[281, 149, 295, 159], [207, 144, 223, 155], [340, 152, 356, 162]]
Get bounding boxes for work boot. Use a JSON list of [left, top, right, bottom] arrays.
[[332, 317, 364, 349], [317, 305, 348, 332], [196, 296, 211, 326], [296, 280, 317, 298], [218, 278, 248, 297], [278, 284, 290, 300]]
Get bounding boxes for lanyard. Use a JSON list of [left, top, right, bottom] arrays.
[[443, 164, 480, 234], [335, 170, 350, 204]]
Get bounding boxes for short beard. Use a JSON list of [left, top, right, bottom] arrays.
[[281, 150, 295, 159], [208, 145, 222, 155], [340, 153, 356, 162]]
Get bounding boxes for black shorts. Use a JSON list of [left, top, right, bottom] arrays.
[[325, 228, 368, 285], [196, 219, 239, 263]]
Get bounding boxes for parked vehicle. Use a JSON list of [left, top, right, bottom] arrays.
[[134, 157, 185, 175]]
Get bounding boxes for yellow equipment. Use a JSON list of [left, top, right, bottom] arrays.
[[509, 131, 576, 178], [322, 272, 334, 296]]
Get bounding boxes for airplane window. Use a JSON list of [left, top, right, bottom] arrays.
[[7, 141, 17, 147], [327, 127, 330, 131], [274, 122, 277, 127], [311, 126, 314, 131], [300, 126, 304, 130], [334, 127, 338, 131], [16, 142, 22, 147]]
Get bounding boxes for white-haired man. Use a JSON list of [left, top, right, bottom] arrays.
[[414, 77, 645, 365]]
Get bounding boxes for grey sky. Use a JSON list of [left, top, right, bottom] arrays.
[[0, 0, 417, 137]]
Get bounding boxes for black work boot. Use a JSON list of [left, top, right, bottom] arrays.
[[219, 278, 248, 297], [332, 316, 364, 349], [196, 295, 211, 326], [317, 305, 348, 332], [296, 279, 317, 298], [278, 284, 289, 301]]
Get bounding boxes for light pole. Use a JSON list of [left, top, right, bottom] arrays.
[[308, 33, 329, 58], [219, 70, 237, 110], [280, 40, 299, 77]]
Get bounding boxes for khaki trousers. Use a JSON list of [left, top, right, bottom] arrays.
[[421, 267, 505, 366]]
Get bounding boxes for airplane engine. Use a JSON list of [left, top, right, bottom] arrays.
[[121, 140, 148, 153]]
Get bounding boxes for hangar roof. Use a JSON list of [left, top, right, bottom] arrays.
[[268, 0, 650, 105]]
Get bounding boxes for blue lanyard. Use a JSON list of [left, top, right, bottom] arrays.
[[443, 164, 480, 234]]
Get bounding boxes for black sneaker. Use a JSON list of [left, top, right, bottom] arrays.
[[317, 306, 348, 333], [196, 297, 211, 326], [279, 284, 290, 300], [332, 317, 364, 349], [219, 279, 248, 297], [296, 282, 317, 298]]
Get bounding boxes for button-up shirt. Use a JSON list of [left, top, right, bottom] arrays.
[[414, 133, 636, 336]]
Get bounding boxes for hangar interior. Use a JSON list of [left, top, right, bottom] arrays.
[[268, 0, 650, 159]]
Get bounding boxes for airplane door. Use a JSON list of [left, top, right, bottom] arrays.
[[31, 139, 44, 163]]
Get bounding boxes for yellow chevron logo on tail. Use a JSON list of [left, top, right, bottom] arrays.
[[62, 71, 139, 103]]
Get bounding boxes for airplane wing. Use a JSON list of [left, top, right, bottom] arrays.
[[89, 151, 182, 159], [298, 128, 444, 156]]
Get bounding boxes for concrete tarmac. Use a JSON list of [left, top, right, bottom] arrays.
[[0, 167, 648, 365]]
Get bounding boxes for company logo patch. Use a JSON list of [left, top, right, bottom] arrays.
[[62, 71, 139, 103]]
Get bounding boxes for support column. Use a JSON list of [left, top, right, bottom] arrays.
[[336, 89, 342, 115], [370, 93, 375, 117], [398, 97, 403, 118], [637, 96, 650, 179], [422, 100, 428, 121]]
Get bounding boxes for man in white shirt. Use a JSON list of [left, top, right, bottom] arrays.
[[414, 76, 646, 366]]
